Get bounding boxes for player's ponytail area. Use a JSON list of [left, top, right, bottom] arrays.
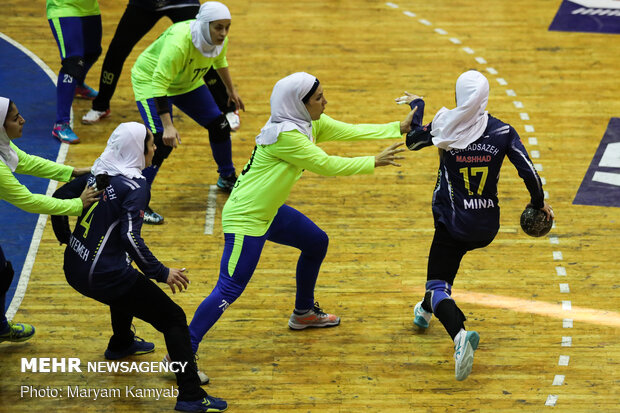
[[2, 1, 619, 412]]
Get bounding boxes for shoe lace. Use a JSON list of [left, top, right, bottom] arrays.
[[130, 324, 147, 343], [312, 302, 327, 316]]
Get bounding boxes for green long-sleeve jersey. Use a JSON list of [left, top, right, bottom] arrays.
[[0, 143, 83, 216], [46, 0, 100, 18], [222, 115, 401, 236], [131, 20, 228, 101]]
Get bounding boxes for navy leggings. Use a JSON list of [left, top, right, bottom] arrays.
[[188, 205, 329, 353]]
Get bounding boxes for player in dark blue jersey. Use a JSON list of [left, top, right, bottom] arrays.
[[398, 70, 553, 381], [55, 122, 227, 412]]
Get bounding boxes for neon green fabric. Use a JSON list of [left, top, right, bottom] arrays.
[[227, 234, 245, 277], [0, 143, 82, 216], [222, 115, 401, 236], [46, 0, 100, 18], [131, 20, 229, 101]]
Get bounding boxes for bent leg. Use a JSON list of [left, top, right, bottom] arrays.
[[266, 205, 329, 310], [172, 86, 235, 177], [103, 273, 206, 401], [93, 6, 159, 110]]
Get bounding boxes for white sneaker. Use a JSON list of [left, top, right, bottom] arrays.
[[413, 301, 432, 329], [163, 354, 209, 385], [225, 110, 240, 132], [82, 109, 110, 125], [453, 329, 479, 381]]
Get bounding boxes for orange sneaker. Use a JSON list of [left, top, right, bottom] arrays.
[[288, 302, 340, 330]]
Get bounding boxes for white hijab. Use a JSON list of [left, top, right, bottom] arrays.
[[190, 1, 231, 58], [431, 70, 489, 150], [91, 122, 148, 179], [255, 72, 317, 145], [0, 97, 19, 172]]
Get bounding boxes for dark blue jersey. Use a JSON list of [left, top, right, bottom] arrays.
[[62, 174, 168, 298], [408, 100, 544, 241]]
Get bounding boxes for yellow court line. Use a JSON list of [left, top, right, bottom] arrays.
[[451, 290, 620, 328]]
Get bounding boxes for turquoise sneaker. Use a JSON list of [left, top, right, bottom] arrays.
[[74, 83, 98, 100], [216, 174, 237, 192], [0, 321, 35, 343], [52, 123, 80, 144], [454, 330, 479, 381], [143, 206, 164, 225], [413, 301, 432, 329]]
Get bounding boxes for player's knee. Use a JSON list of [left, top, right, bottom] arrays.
[[60, 56, 87, 83], [307, 229, 329, 258], [206, 114, 231, 143], [216, 276, 247, 305], [425, 279, 453, 313], [153, 302, 188, 332], [84, 51, 101, 68]]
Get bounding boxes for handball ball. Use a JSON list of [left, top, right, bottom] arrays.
[[520, 206, 552, 237]]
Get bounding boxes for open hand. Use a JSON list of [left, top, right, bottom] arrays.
[[375, 142, 406, 167], [167, 268, 190, 294]]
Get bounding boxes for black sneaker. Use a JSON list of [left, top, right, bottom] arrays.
[[144, 206, 164, 225], [216, 174, 237, 192]]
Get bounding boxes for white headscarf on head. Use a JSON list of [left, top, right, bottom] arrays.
[[431, 70, 489, 150], [190, 1, 231, 58], [91, 122, 148, 179], [255, 72, 317, 146], [0, 97, 19, 172]]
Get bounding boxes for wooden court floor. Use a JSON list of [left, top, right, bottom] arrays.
[[1, 0, 619, 411]]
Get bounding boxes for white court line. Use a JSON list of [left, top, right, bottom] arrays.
[[545, 395, 558, 406], [1, 32, 70, 321], [203, 185, 218, 235]]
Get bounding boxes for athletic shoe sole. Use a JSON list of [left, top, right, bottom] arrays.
[[288, 318, 341, 330], [455, 331, 479, 381]]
